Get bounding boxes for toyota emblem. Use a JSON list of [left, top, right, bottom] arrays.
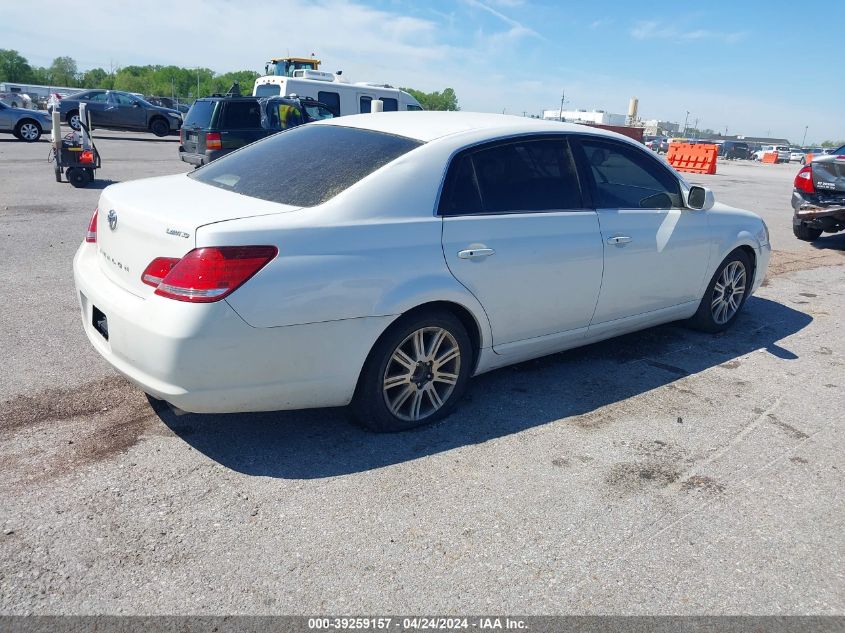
[[107, 209, 117, 231]]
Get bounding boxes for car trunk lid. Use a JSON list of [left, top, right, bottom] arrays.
[[95, 174, 298, 297], [811, 155, 845, 196]]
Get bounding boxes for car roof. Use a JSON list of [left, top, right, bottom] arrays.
[[312, 111, 630, 143]]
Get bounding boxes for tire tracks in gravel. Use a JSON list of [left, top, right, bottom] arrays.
[[0, 376, 160, 490], [764, 249, 844, 284]]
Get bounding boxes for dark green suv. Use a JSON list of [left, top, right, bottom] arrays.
[[179, 95, 334, 166]]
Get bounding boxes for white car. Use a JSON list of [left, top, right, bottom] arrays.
[[753, 145, 791, 163], [73, 112, 771, 432], [789, 149, 806, 163]]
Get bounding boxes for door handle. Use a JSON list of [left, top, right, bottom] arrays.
[[458, 247, 495, 260], [606, 235, 632, 245]]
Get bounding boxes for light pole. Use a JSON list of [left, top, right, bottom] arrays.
[[682, 111, 690, 136], [559, 90, 566, 122], [802, 126, 808, 146]]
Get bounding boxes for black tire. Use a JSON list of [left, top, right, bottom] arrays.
[[15, 119, 42, 142], [351, 310, 473, 432], [54, 165, 62, 182], [67, 167, 92, 188], [150, 118, 170, 137], [67, 110, 81, 131], [793, 223, 822, 241], [687, 249, 752, 333]]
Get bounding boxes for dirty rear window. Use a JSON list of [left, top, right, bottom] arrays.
[[183, 100, 215, 128], [189, 125, 422, 207]]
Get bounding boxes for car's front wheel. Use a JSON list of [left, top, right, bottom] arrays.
[[67, 110, 81, 130], [352, 310, 473, 432], [688, 250, 752, 333]]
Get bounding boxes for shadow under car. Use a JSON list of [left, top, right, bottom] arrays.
[[153, 296, 811, 480]]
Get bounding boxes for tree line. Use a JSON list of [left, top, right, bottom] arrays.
[[0, 49, 461, 110]]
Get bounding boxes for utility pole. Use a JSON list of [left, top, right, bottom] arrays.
[[682, 111, 690, 136], [560, 90, 566, 122], [802, 125, 808, 146]]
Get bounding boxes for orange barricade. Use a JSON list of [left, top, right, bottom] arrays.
[[666, 143, 718, 175], [761, 152, 779, 164]]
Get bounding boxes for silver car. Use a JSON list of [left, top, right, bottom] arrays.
[[0, 101, 52, 142]]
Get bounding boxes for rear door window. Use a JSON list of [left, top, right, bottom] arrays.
[[190, 125, 422, 207], [317, 91, 340, 116], [577, 137, 682, 209], [183, 100, 215, 128], [222, 101, 262, 129], [439, 137, 584, 215], [360, 96, 372, 114]]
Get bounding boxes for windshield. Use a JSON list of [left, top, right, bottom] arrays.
[[190, 124, 422, 207]]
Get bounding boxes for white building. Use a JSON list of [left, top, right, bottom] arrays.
[[542, 109, 626, 126], [642, 119, 680, 136]]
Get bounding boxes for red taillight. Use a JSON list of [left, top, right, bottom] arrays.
[[141, 257, 180, 287], [206, 132, 222, 151], [794, 165, 815, 194], [147, 246, 278, 303], [85, 208, 98, 243]]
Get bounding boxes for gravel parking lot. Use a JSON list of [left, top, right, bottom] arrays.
[[1, 129, 843, 615]]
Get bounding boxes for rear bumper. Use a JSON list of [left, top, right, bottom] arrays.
[[178, 148, 229, 166], [73, 242, 393, 413], [792, 191, 845, 230]]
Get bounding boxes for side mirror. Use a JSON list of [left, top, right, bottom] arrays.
[[687, 185, 714, 210], [132, 102, 141, 108]]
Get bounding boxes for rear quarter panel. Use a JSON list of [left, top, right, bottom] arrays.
[[197, 141, 493, 347]]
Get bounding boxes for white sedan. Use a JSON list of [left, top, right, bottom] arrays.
[[73, 112, 771, 431]]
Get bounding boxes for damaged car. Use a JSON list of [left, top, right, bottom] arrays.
[[792, 144, 845, 241]]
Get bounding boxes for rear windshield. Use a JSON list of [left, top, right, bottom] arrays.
[[183, 100, 215, 128], [255, 84, 281, 97], [190, 124, 422, 207]]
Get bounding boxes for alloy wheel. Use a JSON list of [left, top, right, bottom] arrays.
[[382, 326, 461, 422], [711, 261, 746, 325], [20, 123, 39, 141]]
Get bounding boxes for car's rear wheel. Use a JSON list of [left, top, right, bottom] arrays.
[[793, 223, 822, 241], [150, 118, 170, 137], [351, 310, 472, 432], [15, 120, 42, 142], [688, 250, 752, 333], [67, 110, 81, 130]]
